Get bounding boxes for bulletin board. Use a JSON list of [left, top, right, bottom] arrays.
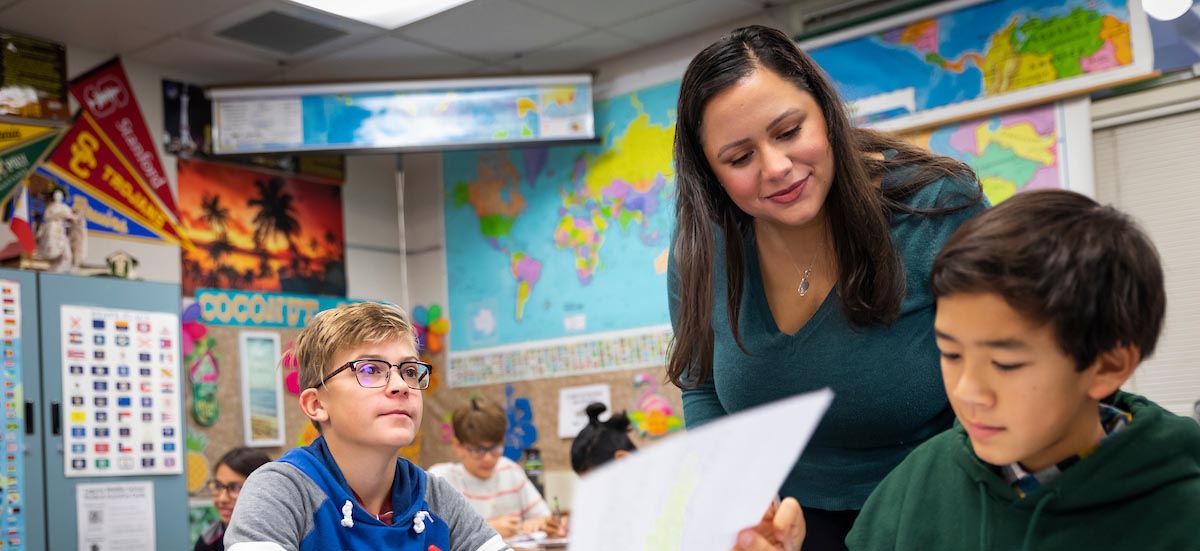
[[183, 325, 309, 494], [182, 325, 684, 492], [419, 350, 683, 473]]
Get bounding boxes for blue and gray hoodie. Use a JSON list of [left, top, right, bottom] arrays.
[[225, 436, 510, 551]]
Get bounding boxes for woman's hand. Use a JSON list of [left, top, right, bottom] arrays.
[[731, 497, 806, 551]]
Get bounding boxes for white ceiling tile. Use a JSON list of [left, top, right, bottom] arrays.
[[285, 36, 483, 80], [610, 0, 762, 46], [510, 0, 689, 28], [0, 0, 166, 52], [511, 31, 634, 73], [397, 0, 590, 62], [112, 0, 257, 36], [132, 37, 280, 85]]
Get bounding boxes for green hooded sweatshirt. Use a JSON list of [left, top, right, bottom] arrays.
[[846, 392, 1200, 551]]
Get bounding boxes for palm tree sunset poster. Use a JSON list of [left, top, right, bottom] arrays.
[[178, 158, 346, 297]]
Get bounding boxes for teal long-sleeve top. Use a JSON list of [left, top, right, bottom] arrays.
[[668, 170, 986, 511]]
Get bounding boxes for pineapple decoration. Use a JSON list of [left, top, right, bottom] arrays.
[[185, 430, 211, 494]]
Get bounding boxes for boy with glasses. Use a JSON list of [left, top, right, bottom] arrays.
[[226, 302, 510, 551], [429, 399, 565, 539]]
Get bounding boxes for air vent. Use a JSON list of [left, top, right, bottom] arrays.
[[216, 11, 347, 55]]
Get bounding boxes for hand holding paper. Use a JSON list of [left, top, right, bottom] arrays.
[[569, 389, 833, 551]]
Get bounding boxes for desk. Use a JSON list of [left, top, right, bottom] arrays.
[[507, 537, 568, 549]]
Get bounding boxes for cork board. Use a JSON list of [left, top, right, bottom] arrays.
[[183, 328, 684, 492], [184, 326, 310, 493], [419, 353, 684, 472]]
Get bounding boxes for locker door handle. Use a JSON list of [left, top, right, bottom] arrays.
[[23, 401, 33, 435], [51, 401, 61, 436]]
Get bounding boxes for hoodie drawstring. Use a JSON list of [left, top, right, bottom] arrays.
[[976, 482, 989, 551], [1020, 490, 1059, 551]]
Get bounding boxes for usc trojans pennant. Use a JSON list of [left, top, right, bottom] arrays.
[[42, 112, 193, 250]]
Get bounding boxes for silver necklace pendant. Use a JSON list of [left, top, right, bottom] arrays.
[[797, 269, 812, 297]]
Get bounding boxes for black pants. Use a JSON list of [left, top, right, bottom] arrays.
[[801, 507, 860, 551]]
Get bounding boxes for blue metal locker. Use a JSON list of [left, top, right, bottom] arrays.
[[38, 273, 187, 551]]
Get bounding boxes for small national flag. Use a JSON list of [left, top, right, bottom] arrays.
[[7, 186, 35, 254]]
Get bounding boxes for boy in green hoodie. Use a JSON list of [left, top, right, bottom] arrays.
[[843, 190, 1200, 551]]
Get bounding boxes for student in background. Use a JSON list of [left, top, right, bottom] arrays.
[[668, 24, 986, 551], [839, 190, 1200, 549], [428, 399, 564, 539], [225, 302, 507, 551], [570, 403, 636, 475], [193, 447, 271, 551]]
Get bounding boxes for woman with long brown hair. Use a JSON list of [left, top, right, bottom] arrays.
[[668, 25, 986, 551]]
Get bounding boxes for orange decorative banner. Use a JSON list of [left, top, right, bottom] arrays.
[[42, 113, 192, 249], [70, 58, 179, 222]]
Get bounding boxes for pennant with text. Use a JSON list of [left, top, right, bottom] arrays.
[[0, 131, 60, 205], [70, 58, 180, 223], [41, 113, 193, 249]]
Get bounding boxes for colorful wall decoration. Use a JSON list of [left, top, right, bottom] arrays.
[[178, 158, 346, 296]]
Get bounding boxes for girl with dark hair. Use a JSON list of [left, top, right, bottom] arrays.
[[668, 25, 986, 551], [194, 447, 272, 551], [570, 403, 637, 475]]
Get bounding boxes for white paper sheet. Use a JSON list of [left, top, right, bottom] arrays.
[[569, 388, 833, 551], [76, 481, 156, 551], [558, 383, 611, 439]]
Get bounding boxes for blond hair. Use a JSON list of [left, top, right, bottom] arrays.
[[294, 302, 417, 391]]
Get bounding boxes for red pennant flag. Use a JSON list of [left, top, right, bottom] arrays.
[[69, 58, 179, 223], [42, 113, 193, 249]]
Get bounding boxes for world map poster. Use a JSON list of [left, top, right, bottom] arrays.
[[901, 98, 1094, 205], [804, 0, 1152, 130], [443, 81, 677, 385]]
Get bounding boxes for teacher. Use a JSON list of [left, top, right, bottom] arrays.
[[667, 25, 986, 551]]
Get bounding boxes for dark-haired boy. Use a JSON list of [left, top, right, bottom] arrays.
[[846, 190, 1200, 550]]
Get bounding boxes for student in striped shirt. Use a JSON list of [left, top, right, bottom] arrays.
[[428, 399, 565, 539]]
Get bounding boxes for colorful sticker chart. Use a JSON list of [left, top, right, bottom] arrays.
[[0, 280, 25, 550], [60, 305, 182, 477]]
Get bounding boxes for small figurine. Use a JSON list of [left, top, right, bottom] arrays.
[[36, 188, 76, 272]]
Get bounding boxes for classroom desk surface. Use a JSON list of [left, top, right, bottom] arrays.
[[507, 537, 568, 549]]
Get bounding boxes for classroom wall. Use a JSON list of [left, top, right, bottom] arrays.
[[400, 12, 782, 310], [398, 14, 784, 488], [400, 12, 1200, 478], [60, 44, 405, 303]]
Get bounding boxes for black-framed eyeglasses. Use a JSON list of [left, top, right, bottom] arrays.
[[207, 480, 243, 497], [318, 359, 433, 390], [462, 443, 505, 458]]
